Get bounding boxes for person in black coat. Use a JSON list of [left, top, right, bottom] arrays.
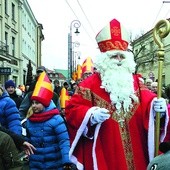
[[54, 79, 62, 96], [0, 125, 35, 170]]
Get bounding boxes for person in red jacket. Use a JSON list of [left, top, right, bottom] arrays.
[[65, 18, 169, 170]]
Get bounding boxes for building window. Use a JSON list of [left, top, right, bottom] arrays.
[[5, 0, 8, 14], [5, 32, 8, 45], [12, 76, 17, 85], [12, 37, 15, 56], [3, 32, 9, 52], [12, 3, 15, 20]]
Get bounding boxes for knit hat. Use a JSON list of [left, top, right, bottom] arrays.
[[96, 18, 129, 52], [31, 71, 53, 106], [5, 80, 16, 89], [36, 66, 47, 74], [63, 82, 69, 86]]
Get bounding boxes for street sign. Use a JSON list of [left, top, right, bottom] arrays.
[[0, 67, 11, 75]]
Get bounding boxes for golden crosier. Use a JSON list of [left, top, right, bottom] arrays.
[[153, 19, 170, 157]]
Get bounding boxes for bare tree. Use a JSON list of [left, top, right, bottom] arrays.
[[130, 35, 157, 73], [26, 60, 33, 86]]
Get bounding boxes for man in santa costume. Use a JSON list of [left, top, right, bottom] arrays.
[[65, 18, 169, 170]]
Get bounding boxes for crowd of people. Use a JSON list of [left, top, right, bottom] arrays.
[[0, 18, 170, 170]]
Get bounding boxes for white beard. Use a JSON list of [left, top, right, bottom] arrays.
[[95, 50, 138, 114]]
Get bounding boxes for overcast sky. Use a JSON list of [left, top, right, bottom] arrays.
[[27, 0, 170, 70]]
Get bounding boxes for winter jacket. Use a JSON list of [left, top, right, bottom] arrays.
[[0, 126, 25, 150], [0, 131, 23, 170], [54, 86, 62, 96], [26, 101, 71, 170], [8, 91, 23, 109], [0, 91, 22, 135]]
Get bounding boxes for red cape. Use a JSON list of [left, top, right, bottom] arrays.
[[65, 73, 168, 170]]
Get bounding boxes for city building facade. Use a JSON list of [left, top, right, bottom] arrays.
[[132, 19, 170, 86], [0, 0, 44, 86], [47, 69, 67, 86]]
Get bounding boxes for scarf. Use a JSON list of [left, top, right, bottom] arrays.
[[29, 109, 59, 122]]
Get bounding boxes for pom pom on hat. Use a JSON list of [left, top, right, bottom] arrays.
[[15, 88, 22, 96], [96, 18, 130, 52], [5, 80, 16, 89], [31, 71, 53, 106]]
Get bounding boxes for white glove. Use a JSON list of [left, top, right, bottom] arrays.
[[90, 108, 110, 125], [153, 97, 167, 114]]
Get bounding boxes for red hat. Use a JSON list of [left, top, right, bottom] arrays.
[[31, 71, 53, 106], [82, 57, 94, 75], [96, 18, 129, 52]]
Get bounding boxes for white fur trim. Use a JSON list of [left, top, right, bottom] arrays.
[[92, 123, 101, 170], [148, 97, 169, 161], [69, 106, 99, 170]]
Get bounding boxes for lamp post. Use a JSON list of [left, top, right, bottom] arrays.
[[72, 42, 80, 72], [68, 20, 81, 80], [74, 51, 81, 71]]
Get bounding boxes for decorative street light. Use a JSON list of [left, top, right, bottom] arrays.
[[68, 20, 81, 80]]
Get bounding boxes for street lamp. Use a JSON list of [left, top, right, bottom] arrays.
[[68, 20, 81, 80]]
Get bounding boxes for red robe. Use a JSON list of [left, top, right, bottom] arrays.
[[65, 73, 169, 170]]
